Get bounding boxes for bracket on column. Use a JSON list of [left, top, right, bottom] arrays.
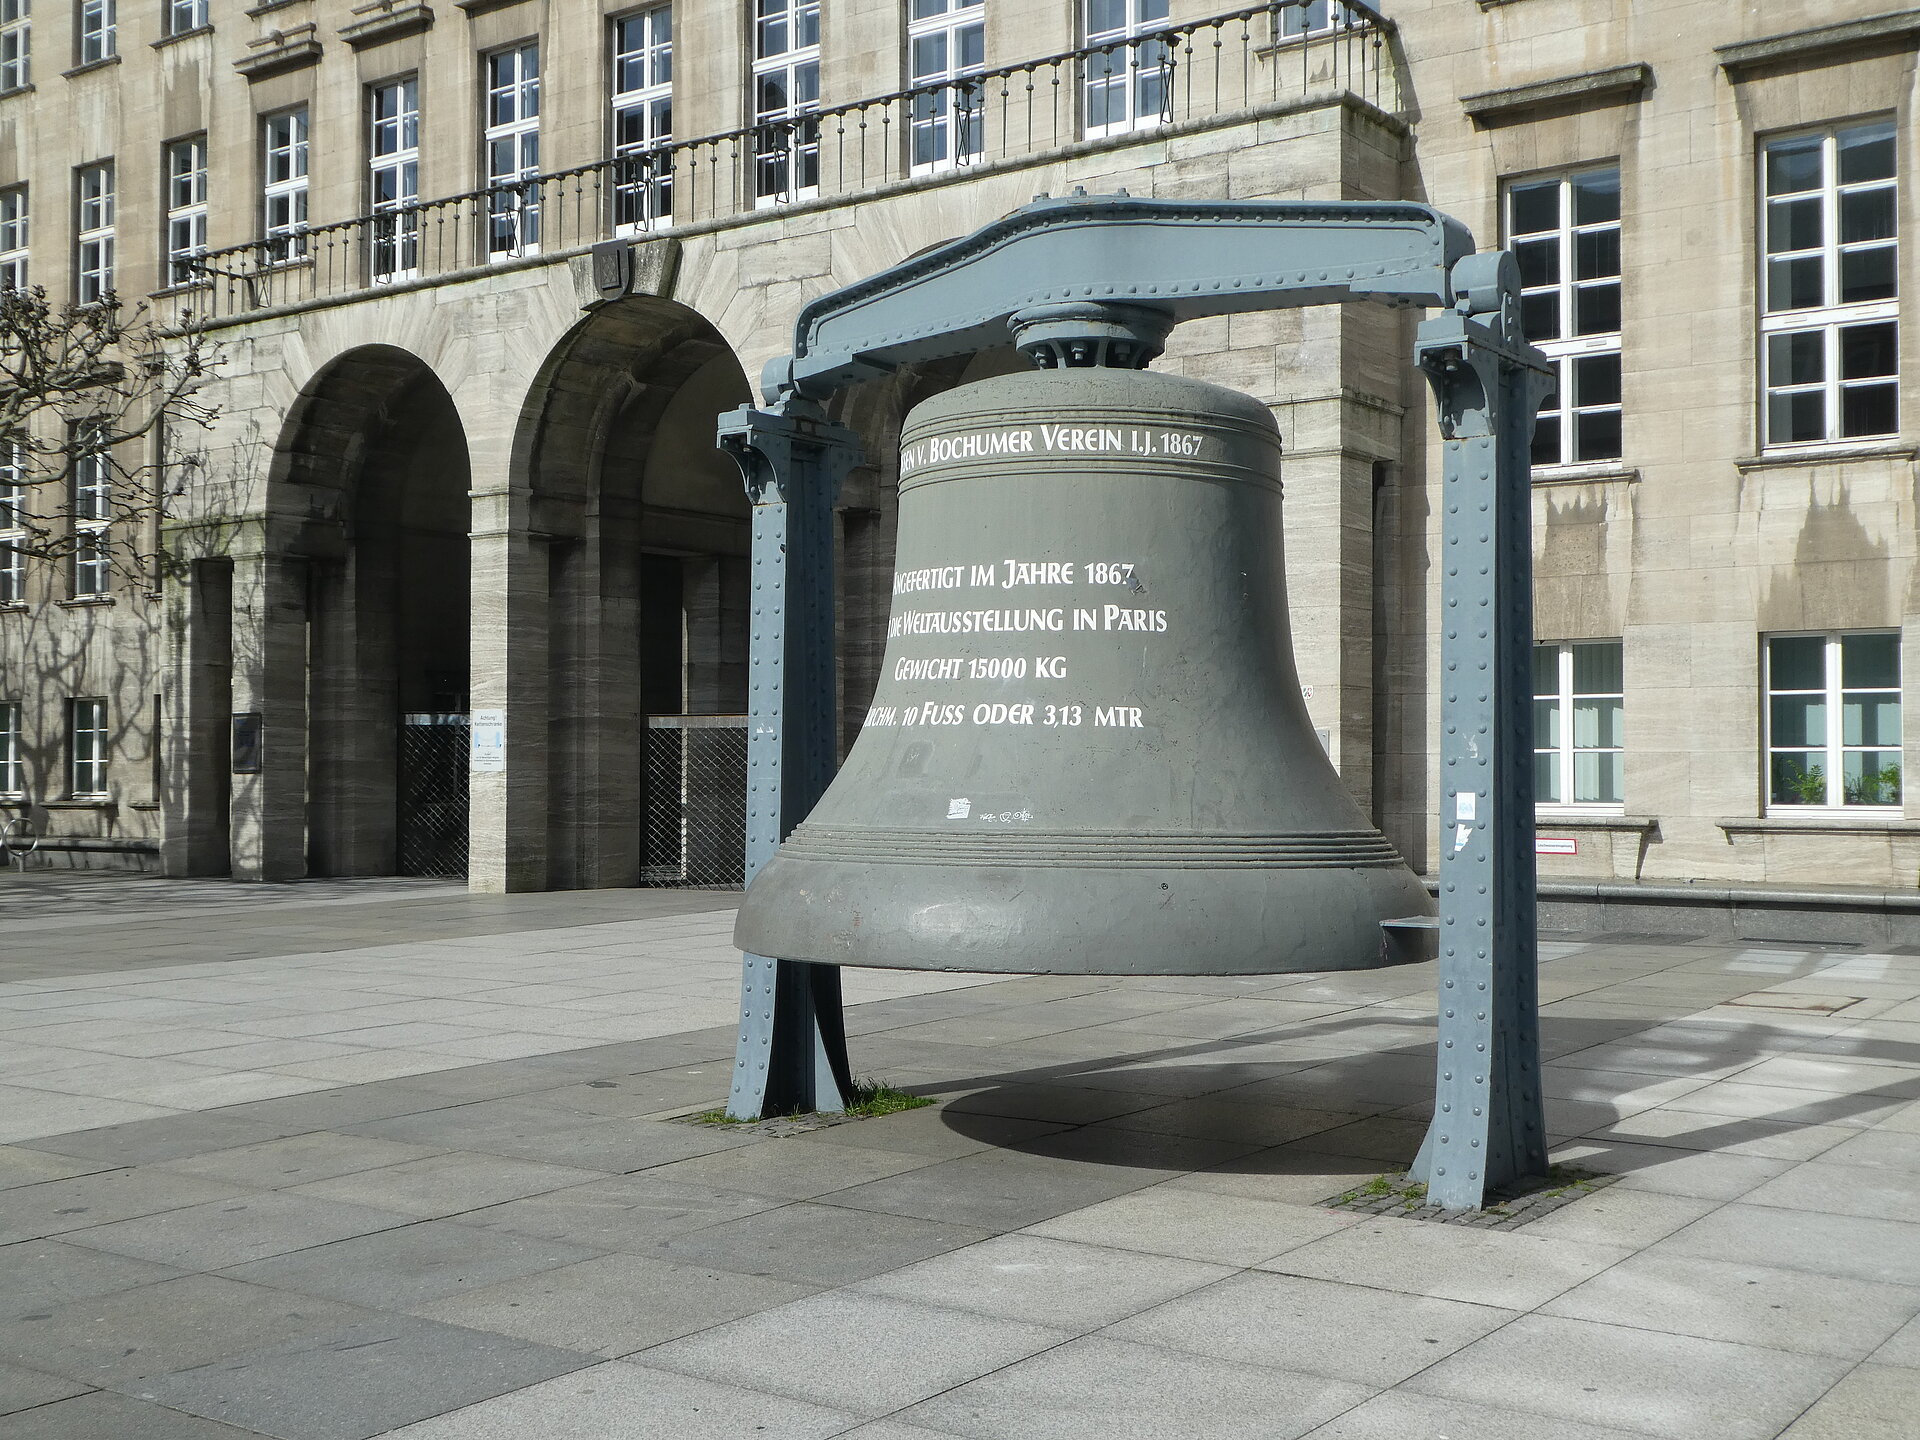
[[1407, 252, 1556, 1210], [717, 398, 864, 1119]]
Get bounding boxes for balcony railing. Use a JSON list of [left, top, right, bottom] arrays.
[[174, 2, 1395, 324]]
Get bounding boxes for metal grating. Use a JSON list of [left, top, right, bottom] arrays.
[[398, 714, 470, 880], [641, 715, 747, 889]]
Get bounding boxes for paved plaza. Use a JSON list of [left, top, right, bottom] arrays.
[[0, 873, 1916, 1438]]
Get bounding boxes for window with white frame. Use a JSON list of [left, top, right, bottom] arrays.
[[612, 7, 673, 231], [70, 425, 109, 597], [1084, 0, 1170, 140], [0, 185, 25, 290], [753, 0, 820, 204], [263, 108, 309, 262], [0, 438, 24, 605], [1762, 121, 1898, 447], [69, 696, 106, 796], [166, 0, 204, 34], [0, 702, 21, 796], [484, 43, 541, 256], [1766, 632, 1902, 809], [1533, 640, 1624, 809], [369, 77, 420, 282], [1508, 168, 1622, 467], [1277, 0, 1356, 37], [75, 161, 113, 304], [1, 0, 29, 92], [76, 0, 112, 63], [164, 135, 207, 286], [908, 0, 984, 175]]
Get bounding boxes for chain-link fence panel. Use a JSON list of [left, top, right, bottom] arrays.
[[399, 715, 470, 879], [641, 715, 747, 889]]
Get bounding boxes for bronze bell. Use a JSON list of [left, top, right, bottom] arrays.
[[734, 364, 1431, 975]]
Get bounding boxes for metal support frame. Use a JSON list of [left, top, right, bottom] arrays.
[[717, 194, 1551, 1208], [717, 399, 863, 1118]]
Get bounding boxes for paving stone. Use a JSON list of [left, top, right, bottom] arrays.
[[1257, 1217, 1631, 1309], [0, 1169, 248, 1245], [1547, 1138, 1794, 1200], [221, 1219, 607, 1308], [0, 1359, 91, 1416], [1298, 1388, 1673, 1439], [207, 1084, 463, 1132], [459, 1173, 788, 1251], [1404, 1313, 1853, 1440], [158, 1132, 450, 1188], [0, 1238, 185, 1321], [1814, 1128, 1920, 1173], [142, 1313, 597, 1440], [1515, 1186, 1719, 1248], [288, 1152, 606, 1218], [459, 1115, 758, 1171], [0, 1273, 378, 1386], [0, 1390, 268, 1439], [1777, 1363, 1920, 1439], [0, 1145, 115, 1191], [1659, 1202, 1920, 1286], [1101, 1097, 1364, 1146], [1164, 1146, 1386, 1206], [853, 1232, 1229, 1327], [659, 1200, 990, 1285], [65, 1191, 414, 1270], [643, 1289, 1071, 1416], [641, 1135, 941, 1199], [1024, 1180, 1357, 1265], [377, 1359, 860, 1439], [21, 1112, 298, 1166], [900, 1334, 1368, 1440], [1112, 1270, 1516, 1386], [789, 1106, 1073, 1159], [410, 1251, 818, 1357], [1542, 1250, 1920, 1358], [1738, 1159, 1920, 1222]]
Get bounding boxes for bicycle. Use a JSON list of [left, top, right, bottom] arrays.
[[1, 807, 41, 868]]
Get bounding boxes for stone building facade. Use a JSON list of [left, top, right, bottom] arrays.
[[0, 0, 1916, 901]]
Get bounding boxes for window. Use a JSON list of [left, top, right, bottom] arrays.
[[613, 7, 672, 230], [75, 161, 113, 303], [69, 696, 106, 797], [1534, 641, 1624, 809], [1278, 0, 1357, 37], [1767, 632, 1901, 809], [484, 43, 541, 257], [0, 702, 21, 796], [1762, 121, 1898, 447], [166, 0, 204, 34], [1084, 0, 1170, 139], [753, 0, 820, 204], [1, 0, 28, 91], [164, 135, 207, 286], [0, 185, 25, 290], [908, 0, 984, 174], [0, 438, 23, 604], [70, 424, 108, 597], [1508, 168, 1623, 467], [369, 77, 420, 282], [263, 108, 310, 262], [76, 0, 112, 63]]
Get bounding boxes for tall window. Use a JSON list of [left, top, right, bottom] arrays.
[[1084, 0, 1170, 140], [613, 7, 673, 231], [1767, 632, 1901, 809], [166, 0, 204, 34], [1762, 121, 1898, 447], [1278, 0, 1356, 37], [1534, 640, 1624, 809], [0, 702, 21, 796], [0, 0, 28, 91], [369, 77, 420, 282], [70, 425, 109, 597], [75, 161, 113, 304], [264, 109, 310, 262], [484, 44, 541, 256], [76, 0, 112, 63], [0, 439, 24, 605], [1509, 168, 1623, 467], [753, 0, 820, 204], [908, 0, 984, 174], [0, 185, 25, 290], [70, 697, 107, 797], [164, 135, 208, 286]]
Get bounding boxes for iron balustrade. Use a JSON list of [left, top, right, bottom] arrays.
[[170, 2, 1393, 324]]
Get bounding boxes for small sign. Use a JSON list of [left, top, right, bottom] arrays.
[[230, 713, 263, 774], [1455, 791, 1476, 821], [946, 797, 972, 819], [1536, 836, 1578, 856], [1452, 822, 1472, 852], [470, 710, 506, 773]]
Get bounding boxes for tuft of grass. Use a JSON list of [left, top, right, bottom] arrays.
[[688, 1076, 932, 1127]]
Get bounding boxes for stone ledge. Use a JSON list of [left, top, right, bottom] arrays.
[[1536, 813, 1654, 831], [1718, 10, 1920, 79], [1531, 464, 1638, 488], [236, 26, 323, 79], [1461, 63, 1651, 127], [55, 595, 115, 609], [1736, 442, 1916, 472], [62, 55, 124, 80], [0, 83, 36, 101], [152, 24, 214, 49], [1719, 816, 1920, 837], [37, 798, 118, 812], [453, 0, 527, 13], [339, 0, 433, 49]]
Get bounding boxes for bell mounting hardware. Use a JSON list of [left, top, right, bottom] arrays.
[[717, 192, 1552, 1211]]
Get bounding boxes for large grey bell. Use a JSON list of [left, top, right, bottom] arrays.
[[734, 367, 1430, 975]]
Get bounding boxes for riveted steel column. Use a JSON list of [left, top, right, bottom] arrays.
[[1409, 255, 1555, 1210], [717, 400, 862, 1119]]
